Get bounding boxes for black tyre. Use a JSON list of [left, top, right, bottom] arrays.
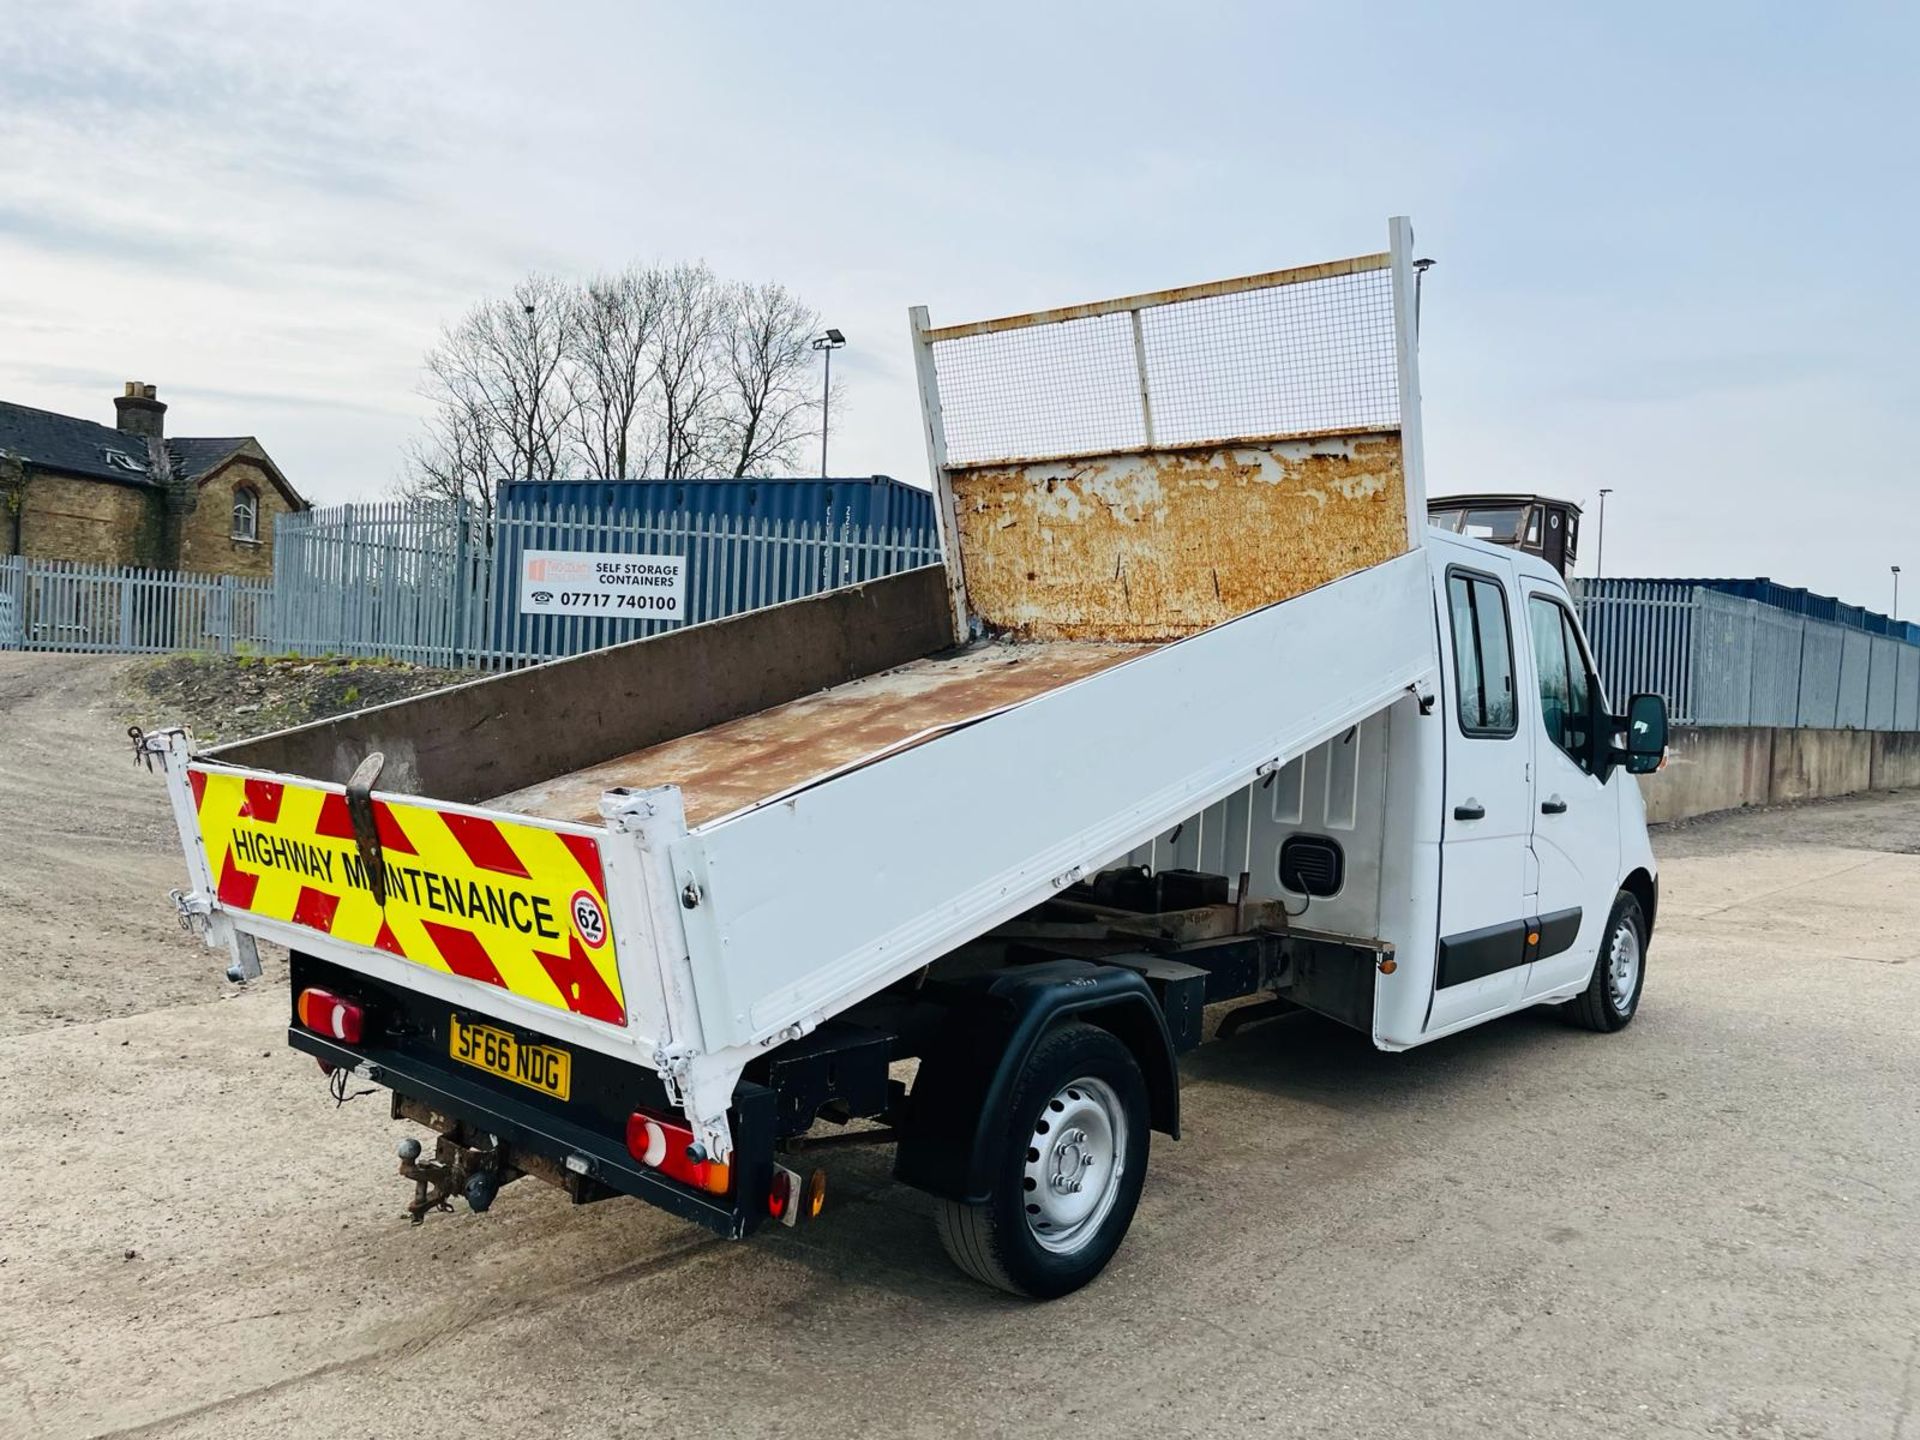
[[934, 1021, 1150, 1299], [1568, 890, 1647, 1032]]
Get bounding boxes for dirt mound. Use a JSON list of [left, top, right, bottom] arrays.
[[121, 652, 475, 743]]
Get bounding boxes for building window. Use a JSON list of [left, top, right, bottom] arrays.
[[232, 485, 259, 541]]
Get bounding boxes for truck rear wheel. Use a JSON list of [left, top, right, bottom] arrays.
[[1567, 890, 1647, 1032], [934, 1021, 1149, 1299]]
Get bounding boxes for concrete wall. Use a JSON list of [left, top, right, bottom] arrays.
[[1638, 726, 1774, 824], [1871, 731, 1920, 791], [1768, 729, 1872, 806], [1641, 725, 1919, 824]]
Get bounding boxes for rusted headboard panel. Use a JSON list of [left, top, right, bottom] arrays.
[[950, 429, 1405, 642], [911, 218, 1428, 645]]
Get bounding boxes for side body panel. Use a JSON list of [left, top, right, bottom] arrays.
[[669, 551, 1438, 1056], [1125, 707, 1394, 942], [1245, 708, 1392, 934]]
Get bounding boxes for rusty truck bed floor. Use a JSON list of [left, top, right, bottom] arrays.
[[489, 640, 1153, 828]]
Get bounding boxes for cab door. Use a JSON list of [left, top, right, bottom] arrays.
[[1520, 587, 1619, 997], [1428, 558, 1535, 1032]]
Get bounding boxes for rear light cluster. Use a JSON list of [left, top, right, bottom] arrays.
[[625, 1109, 731, 1195], [769, 1165, 827, 1226], [623, 1109, 832, 1222], [296, 987, 365, 1044]]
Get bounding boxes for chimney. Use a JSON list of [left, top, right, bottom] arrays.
[[113, 381, 166, 440]]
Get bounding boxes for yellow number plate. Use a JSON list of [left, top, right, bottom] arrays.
[[449, 1016, 572, 1101]]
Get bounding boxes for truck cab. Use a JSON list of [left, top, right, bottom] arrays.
[[1399, 529, 1658, 1041], [1428, 493, 1582, 576]]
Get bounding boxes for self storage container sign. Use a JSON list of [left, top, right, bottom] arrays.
[[189, 768, 627, 1026], [519, 549, 686, 620]]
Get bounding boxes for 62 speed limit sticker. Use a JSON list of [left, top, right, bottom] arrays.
[[519, 550, 687, 620], [571, 888, 609, 949]]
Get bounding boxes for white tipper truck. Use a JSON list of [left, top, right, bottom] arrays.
[[144, 218, 1667, 1297]]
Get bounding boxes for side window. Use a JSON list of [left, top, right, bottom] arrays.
[[1563, 609, 1592, 748], [1446, 570, 1517, 737], [1529, 596, 1599, 772]]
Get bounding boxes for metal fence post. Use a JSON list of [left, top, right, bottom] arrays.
[[0, 554, 20, 649], [452, 493, 471, 669]]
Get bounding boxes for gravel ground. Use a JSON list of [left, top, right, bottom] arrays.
[[2, 651, 1917, 1439], [0, 655, 285, 1036], [121, 652, 474, 744]]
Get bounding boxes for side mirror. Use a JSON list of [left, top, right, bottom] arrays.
[[1623, 693, 1668, 775]]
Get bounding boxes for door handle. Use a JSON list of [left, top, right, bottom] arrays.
[[1453, 801, 1486, 821], [1540, 797, 1568, 815]]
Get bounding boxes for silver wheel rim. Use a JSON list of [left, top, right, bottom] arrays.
[[1607, 919, 1641, 1014], [1022, 1076, 1127, 1255]]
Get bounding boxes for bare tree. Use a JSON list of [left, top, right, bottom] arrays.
[[568, 266, 662, 480], [400, 387, 498, 520], [402, 262, 832, 502], [403, 274, 576, 511], [714, 280, 821, 477], [650, 262, 728, 479]]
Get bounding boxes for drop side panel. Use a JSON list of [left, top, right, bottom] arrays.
[[202, 565, 953, 806], [668, 551, 1437, 1054]]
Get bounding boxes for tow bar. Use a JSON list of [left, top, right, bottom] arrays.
[[396, 1133, 505, 1224]]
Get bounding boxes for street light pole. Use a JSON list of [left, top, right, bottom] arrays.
[[1595, 488, 1613, 579], [524, 302, 537, 483], [811, 329, 846, 478], [1894, 565, 1902, 622]]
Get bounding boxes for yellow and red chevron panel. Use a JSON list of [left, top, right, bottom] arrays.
[[189, 767, 626, 1026]]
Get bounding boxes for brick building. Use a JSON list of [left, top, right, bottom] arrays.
[[0, 383, 307, 578]]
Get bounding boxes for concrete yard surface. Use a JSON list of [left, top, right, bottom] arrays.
[[2, 651, 1918, 1438]]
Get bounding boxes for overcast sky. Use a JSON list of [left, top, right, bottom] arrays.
[[2, 1, 1913, 606]]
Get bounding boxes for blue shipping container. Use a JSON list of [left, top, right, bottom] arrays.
[[1585, 576, 1911, 646], [499, 475, 937, 537]]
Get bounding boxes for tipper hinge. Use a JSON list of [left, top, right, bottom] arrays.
[[652, 1047, 694, 1108], [170, 886, 212, 935]]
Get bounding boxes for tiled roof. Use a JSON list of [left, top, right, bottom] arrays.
[[0, 402, 259, 488], [168, 436, 250, 481], [0, 400, 160, 485]]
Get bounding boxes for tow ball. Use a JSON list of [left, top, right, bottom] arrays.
[[396, 1134, 504, 1224]]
